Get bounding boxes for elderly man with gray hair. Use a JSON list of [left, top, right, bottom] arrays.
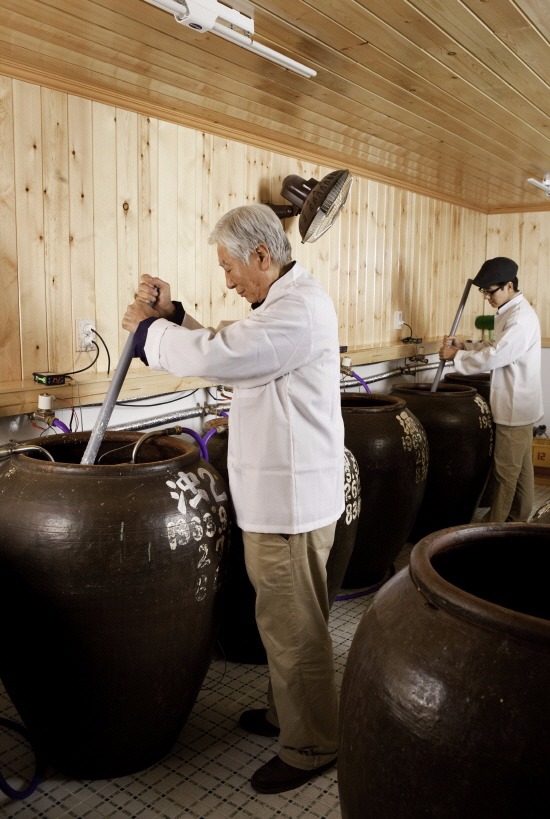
[[123, 204, 344, 794]]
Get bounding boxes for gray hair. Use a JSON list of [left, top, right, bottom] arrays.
[[208, 204, 292, 266]]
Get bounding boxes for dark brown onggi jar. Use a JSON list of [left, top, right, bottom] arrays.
[[444, 370, 491, 404], [391, 382, 493, 541], [338, 522, 550, 819], [204, 416, 361, 663], [340, 392, 428, 587], [444, 371, 495, 507], [0, 431, 231, 778]]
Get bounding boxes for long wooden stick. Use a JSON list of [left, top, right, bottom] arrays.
[[430, 278, 474, 392]]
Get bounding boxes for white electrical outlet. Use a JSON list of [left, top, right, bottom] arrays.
[[394, 310, 403, 329], [76, 318, 95, 352]]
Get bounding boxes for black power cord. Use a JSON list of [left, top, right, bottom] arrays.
[[401, 323, 423, 344], [33, 341, 101, 385], [90, 328, 111, 375]]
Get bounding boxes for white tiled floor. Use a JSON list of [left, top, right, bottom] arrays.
[[0, 599, 360, 819], [2, 481, 550, 819]]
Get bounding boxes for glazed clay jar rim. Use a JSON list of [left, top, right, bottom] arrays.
[[409, 522, 550, 646], [10, 431, 200, 474], [340, 394, 407, 414], [392, 383, 477, 397], [445, 372, 490, 381], [203, 417, 229, 432]]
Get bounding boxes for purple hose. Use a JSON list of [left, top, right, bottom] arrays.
[[351, 371, 371, 393], [202, 427, 218, 449], [53, 419, 71, 434], [178, 427, 210, 461]]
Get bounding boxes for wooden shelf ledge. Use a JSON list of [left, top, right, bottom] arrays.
[[0, 370, 213, 418]]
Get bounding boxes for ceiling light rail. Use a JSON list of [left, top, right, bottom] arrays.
[[143, 0, 317, 78], [527, 174, 550, 198]]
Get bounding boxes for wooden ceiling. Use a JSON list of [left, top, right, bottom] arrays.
[[1, 0, 550, 213]]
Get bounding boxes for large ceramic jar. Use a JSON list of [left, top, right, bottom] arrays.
[[339, 522, 550, 819], [204, 417, 361, 664], [0, 431, 230, 778], [532, 500, 550, 523], [391, 382, 493, 541], [444, 370, 494, 506], [340, 393, 428, 587], [204, 418, 265, 664], [444, 370, 491, 403]]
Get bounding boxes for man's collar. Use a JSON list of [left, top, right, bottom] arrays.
[[251, 261, 295, 309], [497, 290, 522, 314]]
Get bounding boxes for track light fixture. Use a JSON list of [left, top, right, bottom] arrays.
[[527, 174, 550, 197], [143, 0, 317, 78]]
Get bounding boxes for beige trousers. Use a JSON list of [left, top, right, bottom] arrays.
[[486, 423, 534, 522], [242, 524, 338, 770]]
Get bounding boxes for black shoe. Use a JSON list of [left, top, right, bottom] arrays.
[[251, 754, 336, 794], [238, 709, 280, 737]]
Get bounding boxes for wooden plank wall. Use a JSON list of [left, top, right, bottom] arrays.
[[0, 75, 547, 413], [486, 212, 550, 345]]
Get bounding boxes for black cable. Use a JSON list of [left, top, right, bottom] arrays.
[[56, 341, 100, 377], [55, 396, 79, 432], [97, 440, 136, 464], [0, 717, 42, 800], [33, 343, 100, 383], [91, 328, 111, 375], [66, 340, 100, 375], [400, 323, 423, 345], [66, 377, 84, 431], [115, 388, 199, 408]]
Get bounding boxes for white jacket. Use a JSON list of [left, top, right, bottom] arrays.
[[144, 263, 345, 533], [453, 292, 543, 426]]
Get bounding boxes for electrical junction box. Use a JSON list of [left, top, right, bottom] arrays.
[[76, 318, 95, 352]]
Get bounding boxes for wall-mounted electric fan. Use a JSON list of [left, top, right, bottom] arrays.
[[268, 169, 353, 243]]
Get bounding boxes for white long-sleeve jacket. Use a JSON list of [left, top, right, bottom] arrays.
[[144, 263, 345, 534], [453, 292, 543, 426]]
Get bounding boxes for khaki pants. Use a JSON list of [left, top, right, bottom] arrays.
[[487, 423, 534, 522], [242, 524, 338, 770]]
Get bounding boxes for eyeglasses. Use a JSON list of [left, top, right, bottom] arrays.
[[478, 284, 504, 296]]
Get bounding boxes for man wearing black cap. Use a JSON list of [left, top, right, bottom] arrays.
[[439, 257, 543, 522]]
